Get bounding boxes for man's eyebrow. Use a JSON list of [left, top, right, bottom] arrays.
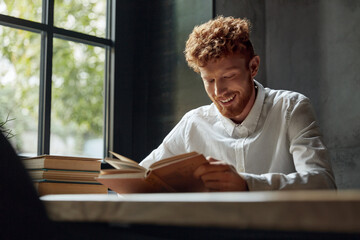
[[223, 66, 239, 71], [219, 67, 239, 75]]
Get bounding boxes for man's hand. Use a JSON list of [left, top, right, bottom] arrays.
[[193, 157, 248, 191]]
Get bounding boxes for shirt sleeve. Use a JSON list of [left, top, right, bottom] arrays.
[[139, 114, 189, 169], [240, 97, 337, 190]]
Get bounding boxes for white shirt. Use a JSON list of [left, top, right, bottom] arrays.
[[140, 81, 336, 190]]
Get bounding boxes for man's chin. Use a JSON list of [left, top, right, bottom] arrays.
[[219, 109, 241, 119], [213, 102, 241, 118]]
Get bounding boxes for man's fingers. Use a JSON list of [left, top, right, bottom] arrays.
[[200, 170, 233, 182], [203, 180, 232, 191], [193, 163, 232, 179], [206, 157, 228, 165], [206, 156, 218, 162], [196, 168, 249, 191], [194, 158, 248, 191]]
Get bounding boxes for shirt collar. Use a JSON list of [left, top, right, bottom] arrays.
[[217, 80, 265, 137]]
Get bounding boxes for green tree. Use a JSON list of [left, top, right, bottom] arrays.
[[0, 0, 106, 156]]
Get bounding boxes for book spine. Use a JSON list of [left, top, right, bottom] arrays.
[[44, 159, 100, 171]]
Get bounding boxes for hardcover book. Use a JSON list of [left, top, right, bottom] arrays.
[[28, 169, 99, 183], [22, 155, 101, 171], [96, 151, 208, 193], [34, 180, 108, 196]]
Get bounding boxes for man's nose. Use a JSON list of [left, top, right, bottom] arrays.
[[214, 80, 226, 96]]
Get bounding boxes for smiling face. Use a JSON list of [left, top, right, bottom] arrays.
[[199, 53, 260, 123]]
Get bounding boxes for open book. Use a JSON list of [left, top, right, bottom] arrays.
[[96, 151, 208, 193]]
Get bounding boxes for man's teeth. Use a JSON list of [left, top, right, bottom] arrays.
[[221, 95, 235, 103]]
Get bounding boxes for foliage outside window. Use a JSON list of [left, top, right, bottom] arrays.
[[0, 0, 110, 158]]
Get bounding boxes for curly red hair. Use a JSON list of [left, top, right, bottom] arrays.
[[184, 16, 255, 73]]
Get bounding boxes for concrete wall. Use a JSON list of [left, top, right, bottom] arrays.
[[214, 0, 267, 86], [216, 0, 360, 189]]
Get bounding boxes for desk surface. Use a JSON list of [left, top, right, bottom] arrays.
[[41, 190, 360, 233]]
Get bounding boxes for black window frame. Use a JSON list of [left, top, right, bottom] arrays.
[[0, 0, 115, 158]]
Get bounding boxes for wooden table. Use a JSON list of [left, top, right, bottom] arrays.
[[41, 190, 360, 236]]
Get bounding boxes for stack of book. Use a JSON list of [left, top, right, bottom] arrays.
[[22, 155, 108, 196]]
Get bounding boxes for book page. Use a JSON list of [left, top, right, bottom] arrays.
[[150, 154, 208, 192], [98, 169, 145, 178], [105, 158, 145, 171], [109, 151, 141, 165], [150, 152, 199, 169], [146, 171, 176, 192]]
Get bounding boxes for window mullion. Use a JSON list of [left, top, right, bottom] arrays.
[[103, 0, 116, 158], [38, 0, 54, 155]]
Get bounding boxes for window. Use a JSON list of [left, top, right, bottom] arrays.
[[0, 0, 114, 158]]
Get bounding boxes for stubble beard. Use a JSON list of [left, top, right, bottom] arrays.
[[213, 79, 253, 120]]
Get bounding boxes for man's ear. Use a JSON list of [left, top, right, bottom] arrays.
[[249, 56, 260, 78]]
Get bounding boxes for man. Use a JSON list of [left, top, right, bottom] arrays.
[[140, 16, 336, 191]]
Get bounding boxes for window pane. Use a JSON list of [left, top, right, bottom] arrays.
[[54, 0, 106, 38], [51, 38, 105, 158], [0, 0, 42, 22], [0, 26, 40, 156]]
